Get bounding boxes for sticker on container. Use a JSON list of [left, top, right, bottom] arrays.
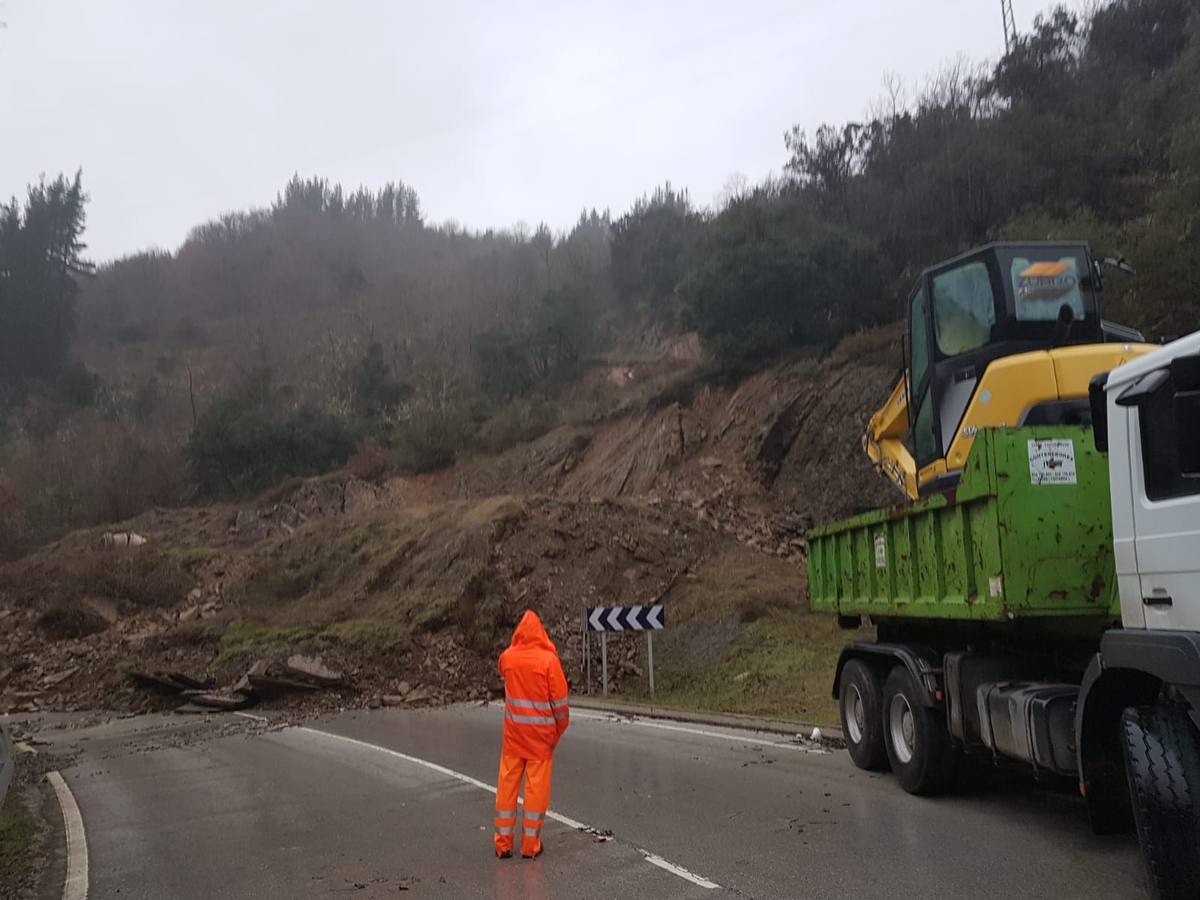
[[874, 534, 887, 569], [989, 576, 1004, 598], [1028, 438, 1076, 485]]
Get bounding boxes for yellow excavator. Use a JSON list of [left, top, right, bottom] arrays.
[[866, 242, 1156, 500]]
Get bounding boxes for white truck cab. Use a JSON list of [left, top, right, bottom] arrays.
[[1076, 331, 1200, 899], [1102, 331, 1200, 631]]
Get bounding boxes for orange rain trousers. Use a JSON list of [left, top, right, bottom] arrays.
[[494, 754, 553, 858]]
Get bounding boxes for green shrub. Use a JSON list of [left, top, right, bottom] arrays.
[[345, 343, 412, 419], [187, 369, 356, 497], [394, 406, 473, 473], [679, 189, 887, 372], [473, 397, 559, 454], [55, 362, 101, 407], [37, 600, 108, 639], [472, 330, 534, 400]]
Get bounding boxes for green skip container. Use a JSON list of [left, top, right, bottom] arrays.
[[807, 426, 1119, 622]]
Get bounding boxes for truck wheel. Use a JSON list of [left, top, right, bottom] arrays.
[[839, 659, 888, 771], [882, 665, 956, 796], [1120, 704, 1200, 900]]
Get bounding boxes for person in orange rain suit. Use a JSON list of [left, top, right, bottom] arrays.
[[494, 610, 570, 860]]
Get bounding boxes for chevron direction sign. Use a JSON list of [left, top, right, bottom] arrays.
[[587, 605, 664, 632]]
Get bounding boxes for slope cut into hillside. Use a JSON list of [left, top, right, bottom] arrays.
[[455, 325, 900, 536]]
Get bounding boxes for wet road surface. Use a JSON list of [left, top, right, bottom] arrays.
[[29, 703, 1144, 898]]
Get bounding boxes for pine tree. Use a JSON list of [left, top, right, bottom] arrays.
[[0, 171, 92, 378]]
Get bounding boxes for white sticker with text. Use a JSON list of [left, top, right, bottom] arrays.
[[1028, 439, 1077, 485]]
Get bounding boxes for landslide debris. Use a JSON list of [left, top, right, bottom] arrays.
[[1, 325, 900, 716], [1, 482, 716, 714]]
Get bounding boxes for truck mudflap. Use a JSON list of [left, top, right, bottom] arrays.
[[832, 643, 942, 707]]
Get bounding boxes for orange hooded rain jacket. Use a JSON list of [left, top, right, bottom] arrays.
[[499, 611, 569, 760]]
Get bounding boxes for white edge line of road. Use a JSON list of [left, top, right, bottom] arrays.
[[234, 711, 269, 724], [47, 771, 89, 900], [293, 726, 721, 891], [552, 708, 825, 754]]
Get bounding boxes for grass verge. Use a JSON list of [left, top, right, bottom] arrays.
[[623, 612, 846, 725], [618, 546, 853, 725], [0, 792, 35, 876]]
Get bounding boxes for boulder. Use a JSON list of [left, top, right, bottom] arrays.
[[180, 689, 253, 711], [246, 673, 319, 696], [232, 659, 270, 694], [42, 667, 78, 687], [100, 531, 147, 548], [284, 654, 344, 687]]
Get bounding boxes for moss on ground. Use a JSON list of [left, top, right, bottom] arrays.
[[165, 545, 221, 573], [317, 618, 410, 650], [214, 620, 320, 664], [214, 611, 416, 663]]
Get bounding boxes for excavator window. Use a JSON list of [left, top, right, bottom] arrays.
[[932, 261, 996, 357], [1008, 255, 1086, 323], [996, 246, 1101, 345], [913, 389, 938, 464], [908, 284, 939, 465], [910, 285, 931, 392]]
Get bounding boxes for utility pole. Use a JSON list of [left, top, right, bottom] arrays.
[[1001, 0, 1018, 54]]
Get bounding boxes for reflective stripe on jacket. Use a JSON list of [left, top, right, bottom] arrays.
[[499, 610, 570, 760]]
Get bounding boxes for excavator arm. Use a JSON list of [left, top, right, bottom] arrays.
[[863, 374, 918, 499]]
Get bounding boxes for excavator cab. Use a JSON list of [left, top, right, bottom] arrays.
[[866, 242, 1154, 499]]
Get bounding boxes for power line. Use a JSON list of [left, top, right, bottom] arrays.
[[1000, 0, 1017, 54]]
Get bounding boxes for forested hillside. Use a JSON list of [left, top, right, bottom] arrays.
[[1, 0, 1198, 558]]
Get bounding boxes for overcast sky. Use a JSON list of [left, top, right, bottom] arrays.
[[1, 0, 1057, 262]]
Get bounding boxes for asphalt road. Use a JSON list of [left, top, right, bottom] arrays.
[[29, 703, 1145, 899]]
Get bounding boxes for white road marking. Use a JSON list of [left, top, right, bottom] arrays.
[[569, 710, 624, 722], [47, 771, 89, 900], [612, 718, 822, 753], [537, 707, 821, 753], [642, 851, 722, 889], [296, 726, 719, 890], [234, 711, 269, 724]]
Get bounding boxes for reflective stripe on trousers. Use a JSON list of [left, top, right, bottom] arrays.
[[523, 808, 544, 839], [494, 806, 517, 840]]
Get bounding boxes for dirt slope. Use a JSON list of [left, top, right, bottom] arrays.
[[455, 324, 901, 541]]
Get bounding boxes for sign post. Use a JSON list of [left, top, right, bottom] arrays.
[[646, 631, 655, 708], [601, 633, 608, 696], [586, 605, 665, 703], [584, 609, 592, 695]]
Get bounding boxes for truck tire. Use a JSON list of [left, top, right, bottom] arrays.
[[1120, 704, 1200, 900], [882, 665, 956, 796], [839, 659, 888, 771]]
